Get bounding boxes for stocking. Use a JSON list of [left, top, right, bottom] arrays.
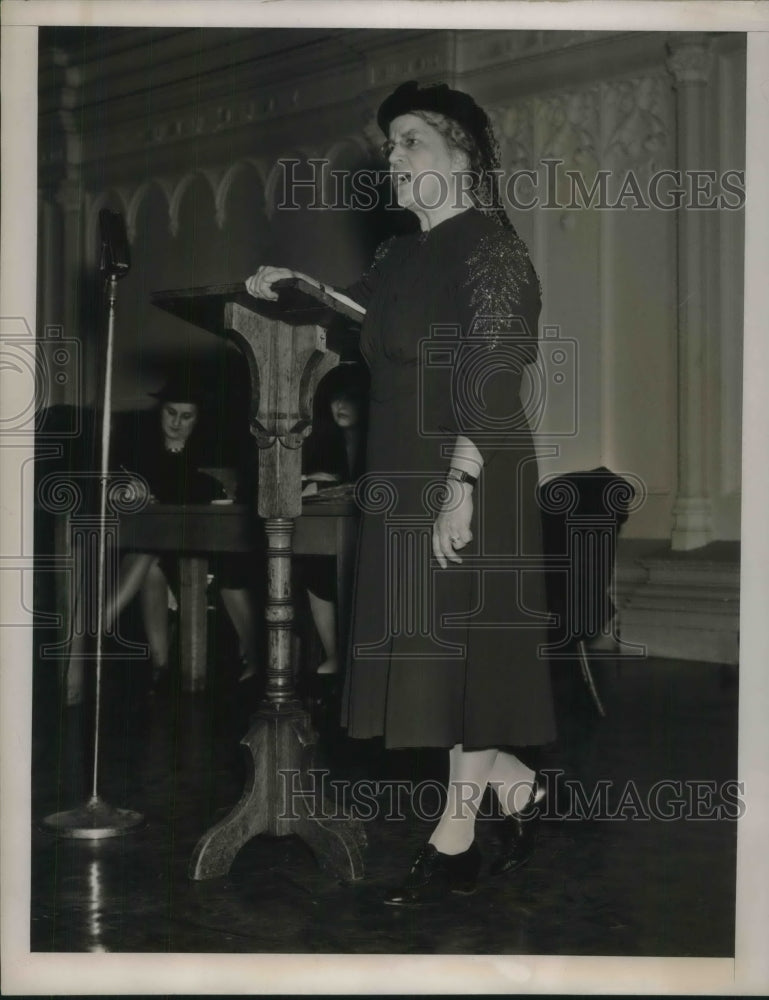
[[487, 751, 537, 816], [428, 744, 497, 855]]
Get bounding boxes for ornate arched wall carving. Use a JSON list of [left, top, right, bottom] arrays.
[[215, 159, 267, 230], [488, 71, 672, 179], [264, 149, 323, 221], [126, 180, 172, 244], [168, 169, 220, 240]]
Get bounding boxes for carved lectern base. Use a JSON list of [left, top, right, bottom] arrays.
[[152, 284, 366, 884], [189, 699, 366, 882]]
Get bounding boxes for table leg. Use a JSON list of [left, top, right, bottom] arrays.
[[179, 556, 208, 692], [263, 519, 295, 704]]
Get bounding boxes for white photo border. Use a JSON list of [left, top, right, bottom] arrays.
[[2, 1, 768, 994]]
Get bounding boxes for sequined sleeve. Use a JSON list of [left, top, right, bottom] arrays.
[[341, 237, 397, 310], [460, 229, 541, 355], [449, 228, 542, 461]]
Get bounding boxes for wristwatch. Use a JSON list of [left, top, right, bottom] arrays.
[[446, 467, 478, 487]]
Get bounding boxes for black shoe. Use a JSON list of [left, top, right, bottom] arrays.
[[489, 778, 544, 877], [383, 842, 482, 907]]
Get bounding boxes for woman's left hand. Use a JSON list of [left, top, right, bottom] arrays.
[[433, 481, 473, 568]]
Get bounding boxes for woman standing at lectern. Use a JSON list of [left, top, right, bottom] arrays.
[[246, 80, 556, 905]]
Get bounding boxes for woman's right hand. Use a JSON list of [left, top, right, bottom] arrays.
[[245, 265, 316, 301]]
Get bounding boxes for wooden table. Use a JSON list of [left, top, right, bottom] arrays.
[[118, 498, 358, 691]]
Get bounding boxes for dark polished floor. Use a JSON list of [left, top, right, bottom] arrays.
[[30, 607, 738, 957]]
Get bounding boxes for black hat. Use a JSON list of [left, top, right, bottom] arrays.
[[319, 362, 369, 403], [377, 80, 493, 162], [148, 373, 210, 407], [377, 80, 512, 229], [377, 80, 511, 230]]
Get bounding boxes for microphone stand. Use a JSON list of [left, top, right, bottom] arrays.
[[43, 218, 143, 838]]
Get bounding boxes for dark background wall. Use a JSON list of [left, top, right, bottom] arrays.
[[36, 26, 745, 541]]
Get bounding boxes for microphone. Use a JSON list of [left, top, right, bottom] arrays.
[[98, 209, 131, 279]]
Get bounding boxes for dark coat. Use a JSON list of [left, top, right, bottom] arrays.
[[340, 208, 557, 750], [113, 414, 224, 505]]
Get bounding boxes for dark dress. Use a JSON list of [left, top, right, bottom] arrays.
[[340, 207, 556, 750], [302, 420, 362, 483], [115, 433, 224, 506], [114, 420, 259, 590]]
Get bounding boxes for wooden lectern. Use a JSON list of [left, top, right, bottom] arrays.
[[152, 280, 365, 881]]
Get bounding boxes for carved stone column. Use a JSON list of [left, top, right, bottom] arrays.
[[666, 35, 715, 550]]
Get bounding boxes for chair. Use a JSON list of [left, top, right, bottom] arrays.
[[537, 467, 635, 717]]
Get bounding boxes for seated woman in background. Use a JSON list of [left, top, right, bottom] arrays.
[[299, 363, 369, 676], [66, 374, 261, 699]]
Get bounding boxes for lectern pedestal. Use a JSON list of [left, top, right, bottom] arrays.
[[152, 281, 365, 881]]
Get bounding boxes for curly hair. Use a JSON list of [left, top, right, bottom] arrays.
[[412, 109, 511, 230]]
